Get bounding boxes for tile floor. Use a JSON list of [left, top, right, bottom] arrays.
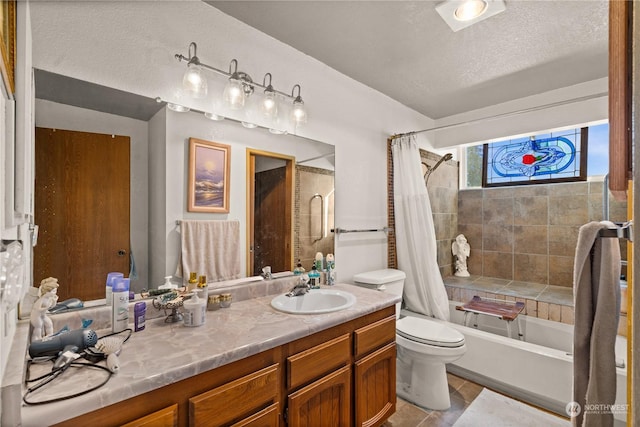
[[383, 372, 567, 427], [383, 373, 482, 427]]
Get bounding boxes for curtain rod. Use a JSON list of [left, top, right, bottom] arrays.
[[390, 92, 607, 140]]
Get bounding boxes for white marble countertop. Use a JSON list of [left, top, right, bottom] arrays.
[[19, 283, 399, 426]]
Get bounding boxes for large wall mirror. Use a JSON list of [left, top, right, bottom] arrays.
[[31, 69, 334, 309]]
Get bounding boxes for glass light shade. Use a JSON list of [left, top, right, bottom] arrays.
[[261, 90, 278, 119], [204, 112, 225, 121], [454, 0, 488, 21], [223, 79, 246, 110], [291, 100, 307, 125], [182, 63, 208, 98], [167, 103, 190, 112]]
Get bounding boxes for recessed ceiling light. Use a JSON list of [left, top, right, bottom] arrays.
[[241, 122, 258, 129], [454, 0, 487, 21], [436, 0, 506, 32]]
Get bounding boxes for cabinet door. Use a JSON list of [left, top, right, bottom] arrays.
[[354, 343, 396, 427], [287, 365, 351, 427], [190, 364, 279, 427], [121, 404, 178, 427]]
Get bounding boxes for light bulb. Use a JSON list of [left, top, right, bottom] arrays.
[[454, 0, 488, 21], [182, 63, 207, 98], [223, 79, 245, 109], [262, 90, 278, 119], [291, 99, 307, 125]]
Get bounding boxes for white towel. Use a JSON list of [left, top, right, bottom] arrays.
[[176, 220, 241, 285], [572, 221, 621, 427]]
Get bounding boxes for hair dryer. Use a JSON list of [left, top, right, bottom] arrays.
[[29, 328, 98, 358]]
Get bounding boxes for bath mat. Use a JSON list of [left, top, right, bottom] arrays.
[[453, 388, 570, 427]]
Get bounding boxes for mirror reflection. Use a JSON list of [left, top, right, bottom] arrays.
[[32, 70, 334, 308]]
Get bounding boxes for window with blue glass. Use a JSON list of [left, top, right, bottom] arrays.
[[465, 123, 608, 188]]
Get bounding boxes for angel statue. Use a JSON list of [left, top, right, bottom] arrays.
[[30, 277, 59, 342], [452, 234, 471, 277]]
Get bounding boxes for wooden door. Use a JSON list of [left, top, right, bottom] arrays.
[[255, 166, 288, 274], [34, 128, 130, 301], [247, 150, 294, 276], [287, 365, 351, 427]]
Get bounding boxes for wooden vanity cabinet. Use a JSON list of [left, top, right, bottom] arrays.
[[51, 305, 396, 427], [283, 308, 396, 427]]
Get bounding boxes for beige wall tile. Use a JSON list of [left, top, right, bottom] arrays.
[[514, 254, 548, 284], [551, 181, 589, 196], [548, 195, 589, 226], [549, 256, 575, 287], [483, 197, 514, 224], [548, 303, 561, 322], [483, 223, 514, 252], [514, 196, 548, 225], [538, 301, 549, 319], [459, 189, 483, 200], [451, 287, 461, 302], [525, 299, 537, 316], [484, 187, 514, 199], [618, 315, 627, 337], [548, 225, 580, 257], [482, 251, 513, 280], [458, 197, 483, 224], [561, 305, 574, 325], [514, 225, 548, 255]]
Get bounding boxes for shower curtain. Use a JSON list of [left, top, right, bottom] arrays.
[[392, 135, 450, 321]]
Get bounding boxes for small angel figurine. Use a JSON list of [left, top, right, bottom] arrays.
[[30, 277, 59, 342], [452, 234, 471, 277]]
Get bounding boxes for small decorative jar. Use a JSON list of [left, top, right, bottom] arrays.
[[220, 293, 232, 308], [207, 294, 221, 311]]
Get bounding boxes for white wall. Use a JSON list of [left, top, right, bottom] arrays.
[[29, 1, 435, 283], [431, 78, 608, 148], [34, 100, 150, 291]]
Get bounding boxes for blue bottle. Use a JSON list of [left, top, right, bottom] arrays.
[[308, 266, 321, 289]]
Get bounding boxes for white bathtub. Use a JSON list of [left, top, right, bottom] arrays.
[[401, 302, 628, 426]]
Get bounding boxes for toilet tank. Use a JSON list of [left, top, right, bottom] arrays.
[[353, 269, 406, 318]]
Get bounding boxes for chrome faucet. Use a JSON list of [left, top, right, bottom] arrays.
[[286, 277, 310, 297]]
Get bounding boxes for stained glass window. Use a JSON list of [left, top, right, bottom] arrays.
[[482, 127, 587, 187]]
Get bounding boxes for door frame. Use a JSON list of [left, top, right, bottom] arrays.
[[246, 148, 295, 276]]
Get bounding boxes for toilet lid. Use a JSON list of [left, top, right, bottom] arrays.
[[396, 316, 465, 348]]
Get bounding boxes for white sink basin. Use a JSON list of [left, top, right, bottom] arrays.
[[271, 289, 356, 314]]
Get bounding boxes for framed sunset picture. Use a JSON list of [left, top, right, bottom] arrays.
[[188, 138, 231, 213]]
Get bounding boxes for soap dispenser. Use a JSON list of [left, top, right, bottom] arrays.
[[293, 259, 306, 276], [308, 265, 321, 289]]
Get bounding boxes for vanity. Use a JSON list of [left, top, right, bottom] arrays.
[[16, 282, 399, 427]]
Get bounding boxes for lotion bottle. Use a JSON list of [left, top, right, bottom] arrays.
[[112, 277, 130, 333]]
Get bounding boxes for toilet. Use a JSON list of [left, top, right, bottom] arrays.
[[353, 268, 466, 411]]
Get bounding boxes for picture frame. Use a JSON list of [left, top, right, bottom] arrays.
[[0, 0, 16, 94], [188, 138, 231, 213]]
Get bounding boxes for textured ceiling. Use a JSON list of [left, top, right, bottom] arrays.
[[208, 1, 609, 120]]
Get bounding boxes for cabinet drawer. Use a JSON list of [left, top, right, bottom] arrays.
[[230, 402, 279, 427], [121, 404, 178, 427], [287, 334, 350, 389], [189, 364, 279, 427], [353, 315, 395, 358]]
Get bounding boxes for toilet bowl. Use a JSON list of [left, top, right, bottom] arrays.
[[353, 269, 467, 411]]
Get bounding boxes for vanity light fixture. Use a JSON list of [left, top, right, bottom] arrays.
[[435, 0, 505, 32], [175, 42, 308, 126]]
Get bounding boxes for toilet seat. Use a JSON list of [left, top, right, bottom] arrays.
[[397, 316, 465, 348]]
